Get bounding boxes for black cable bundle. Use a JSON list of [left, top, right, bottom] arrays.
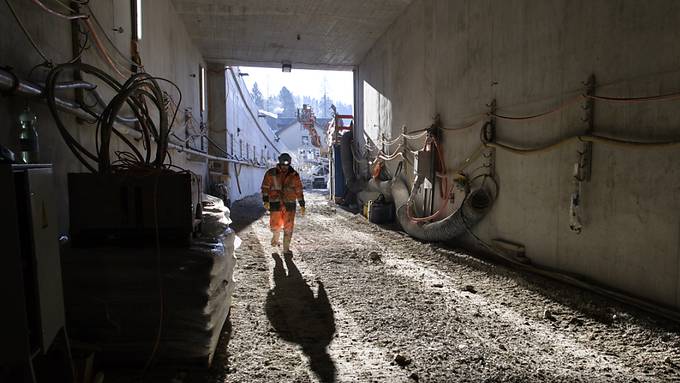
[[45, 62, 181, 173]]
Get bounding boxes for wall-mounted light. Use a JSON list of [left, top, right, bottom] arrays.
[[199, 65, 206, 112], [132, 0, 142, 41], [282, 61, 292, 73]]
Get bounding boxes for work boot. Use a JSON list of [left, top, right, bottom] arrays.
[[282, 232, 293, 256], [271, 230, 281, 247]]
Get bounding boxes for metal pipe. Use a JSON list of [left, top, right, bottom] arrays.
[[1, 69, 96, 95], [0, 67, 137, 125], [45, 80, 97, 91], [1, 68, 44, 97], [86, 88, 137, 124]]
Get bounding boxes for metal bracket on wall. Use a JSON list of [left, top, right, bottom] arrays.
[[578, 74, 596, 182], [482, 99, 497, 178], [428, 114, 442, 141], [484, 99, 497, 143], [582, 74, 596, 132], [483, 147, 496, 178], [575, 142, 592, 182]]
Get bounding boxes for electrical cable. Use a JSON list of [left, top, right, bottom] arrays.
[[585, 91, 680, 104], [82, 18, 129, 78], [484, 131, 680, 156], [403, 131, 428, 139], [491, 95, 583, 121], [206, 135, 230, 156], [29, 0, 88, 19], [52, 0, 81, 13], [46, 63, 178, 173], [383, 135, 403, 146], [409, 117, 485, 134], [4, 0, 53, 65], [383, 131, 424, 146], [441, 118, 485, 131], [488, 87, 680, 123], [85, 4, 144, 69], [29, 1, 137, 77], [233, 163, 243, 194], [377, 151, 404, 162], [68, 21, 91, 64]]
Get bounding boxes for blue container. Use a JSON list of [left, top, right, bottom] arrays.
[[333, 144, 345, 199]]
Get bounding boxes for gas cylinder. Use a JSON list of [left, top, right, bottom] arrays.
[[18, 106, 39, 163]]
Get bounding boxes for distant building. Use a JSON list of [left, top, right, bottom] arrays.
[[275, 119, 329, 163], [269, 106, 331, 185]]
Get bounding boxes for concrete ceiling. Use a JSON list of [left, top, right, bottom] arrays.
[[171, 0, 413, 69]]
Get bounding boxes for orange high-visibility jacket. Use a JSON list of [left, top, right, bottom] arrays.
[[261, 165, 305, 211]]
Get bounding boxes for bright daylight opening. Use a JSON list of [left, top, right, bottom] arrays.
[[240, 66, 354, 190]]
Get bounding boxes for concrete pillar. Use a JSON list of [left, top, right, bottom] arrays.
[[207, 64, 227, 156]]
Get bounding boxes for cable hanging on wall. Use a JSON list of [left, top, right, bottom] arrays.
[[18, 0, 142, 77], [45, 63, 180, 174], [480, 73, 680, 154]]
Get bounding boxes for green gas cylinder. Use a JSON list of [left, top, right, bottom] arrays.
[[18, 106, 39, 164]]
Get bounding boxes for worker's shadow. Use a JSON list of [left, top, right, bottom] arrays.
[[265, 254, 336, 383]]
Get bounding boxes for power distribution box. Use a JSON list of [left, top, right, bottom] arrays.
[[413, 149, 433, 189], [68, 171, 202, 246], [0, 164, 67, 378]]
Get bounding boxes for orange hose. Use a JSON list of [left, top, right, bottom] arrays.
[[406, 182, 452, 223], [83, 18, 128, 78]]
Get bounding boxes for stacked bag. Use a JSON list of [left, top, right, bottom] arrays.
[[61, 194, 238, 367]]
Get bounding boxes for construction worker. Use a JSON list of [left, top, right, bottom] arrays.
[[261, 153, 306, 255]]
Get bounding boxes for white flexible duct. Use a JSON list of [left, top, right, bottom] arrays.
[[385, 177, 494, 242]]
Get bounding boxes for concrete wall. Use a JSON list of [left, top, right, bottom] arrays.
[[208, 66, 291, 201], [0, 0, 208, 232], [357, 0, 680, 309]]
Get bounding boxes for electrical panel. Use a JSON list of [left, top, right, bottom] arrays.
[[0, 164, 66, 374], [413, 149, 433, 189]]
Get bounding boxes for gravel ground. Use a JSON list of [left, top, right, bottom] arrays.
[[156, 191, 680, 383]]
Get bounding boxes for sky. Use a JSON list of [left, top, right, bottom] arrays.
[[239, 66, 354, 105]]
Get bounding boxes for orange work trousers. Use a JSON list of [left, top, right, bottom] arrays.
[[270, 208, 296, 233]]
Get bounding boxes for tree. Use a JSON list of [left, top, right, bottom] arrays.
[[278, 86, 297, 117], [334, 101, 353, 116], [266, 95, 281, 113], [251, 82, 264, 109]]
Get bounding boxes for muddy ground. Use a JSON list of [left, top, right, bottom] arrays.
[[145, 191, 680, 382]]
